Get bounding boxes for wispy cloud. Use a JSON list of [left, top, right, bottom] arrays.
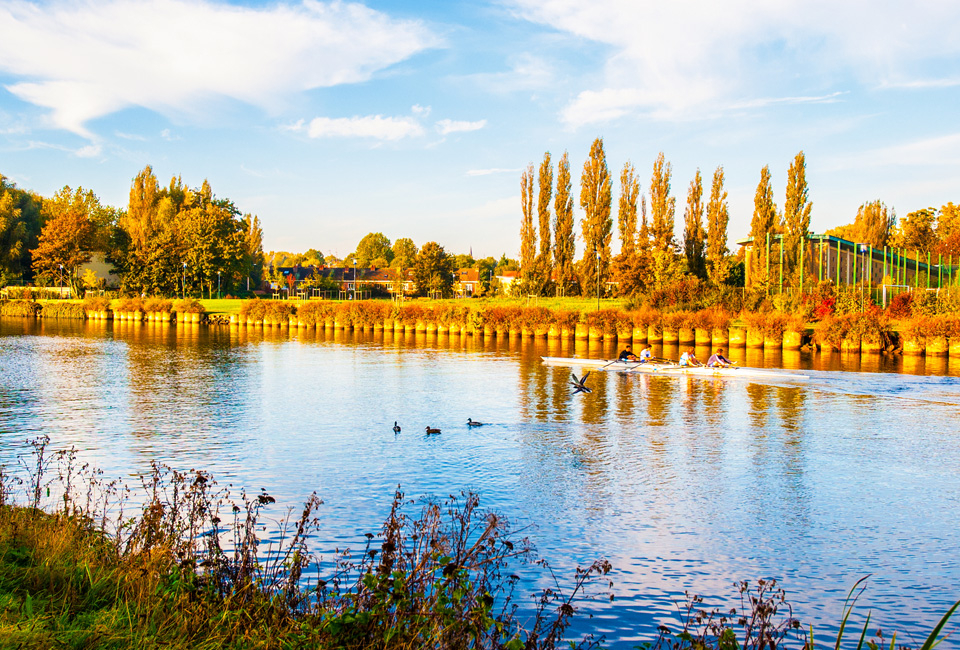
[[878, 78, 960, 90], [435, 119, 486, 135], [509, 0, 960, 127], [466, 168, 522, 176], [0, 0, 439, 137], [300, 115, 424, 140]]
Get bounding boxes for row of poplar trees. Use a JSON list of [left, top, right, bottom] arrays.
[[518, 138, 739, 297]]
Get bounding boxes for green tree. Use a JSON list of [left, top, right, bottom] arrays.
[[578, 137, 612, 297], [179, 201, 246, 298], [391, 238, 417, 269], [552, 152, 576, 296], [649, 152, 676, 252], [355, 232, 394, 268], [31, 186, 104, 295], [783, 151, 812, 284], [682, 169, 707, 278], [451, 253, 475, 270], [749, 165, 779, 287], [412, 241, 455, 297], [706, 166, 730, 285], [533, 152, 553, 295], [0, 188, 28, 286], [519, 163, 536, 290]]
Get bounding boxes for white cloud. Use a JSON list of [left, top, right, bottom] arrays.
[[302, 115, 424, 140], [0, 0, 438, 137], [878, 78, 960, 90], [435, 119, 486, 135], [411, 104, 432, 116], [509, 0, 960, 127], [466, 168, 522, 176]]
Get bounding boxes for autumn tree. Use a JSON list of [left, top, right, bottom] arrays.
[[578, 137, 612, 297], [355, 232, 394, 268], [412, 241, 455, 297], [936, 203, 960, 256], [31, 186, 106, 294], [783, 151, 812, 284], [243, 214, 264, 287], [552, 152, 576, 296], [892, 208, 937, 253], [533, 152, 553, 294], [519, 163, 537, 291], [611, 162, 644, 296], [682, 169, 707, 279], [648, 152, 682, 289], [749, 165, 780, 287], [649, 152, 676, 252], [826, 200, 896, 249], [706, 166, 730, 285], [391, 238, 418, 269], [179, 197, 246, 299]]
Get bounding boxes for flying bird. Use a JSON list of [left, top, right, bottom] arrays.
[[571, 371, 593, 394]]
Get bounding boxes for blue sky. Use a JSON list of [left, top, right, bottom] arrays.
[[1, 0, 959, 261]]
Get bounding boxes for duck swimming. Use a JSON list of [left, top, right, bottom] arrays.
[[393, 421, 401, 433], [425, 426, 441, 434]]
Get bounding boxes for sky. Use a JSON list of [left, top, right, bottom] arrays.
[[1, 0, 959, 261]]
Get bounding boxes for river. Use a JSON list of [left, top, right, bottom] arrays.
[[1, 317, 959, 647]]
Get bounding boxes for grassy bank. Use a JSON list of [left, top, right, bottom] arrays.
[[1, 438, 957, 649]]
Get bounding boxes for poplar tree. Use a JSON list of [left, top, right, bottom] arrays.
[[750, 165, 779, 286], [519, 163, 536, 291], [611, 162, 645, 296], [682, 169, 706, 278], [706, 166, 730, 285], [649, 152, 676, 252], [783, 151, 812, 284], [122, 165, 161, 254], [579, 138, 612, 298], [242, 213, 264, 286], [552, 152, 575, 296], [535, 152, 553, 293], [617, 162, 639, 256]]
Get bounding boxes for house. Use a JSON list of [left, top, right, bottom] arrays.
[[495, 270, 519, 295], [455, 268, 480, 297]]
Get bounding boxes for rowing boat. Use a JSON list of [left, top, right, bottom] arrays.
[[540, 356, 810, 380]]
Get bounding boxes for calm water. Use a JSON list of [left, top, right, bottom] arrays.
[[2, 317, 959, 647]]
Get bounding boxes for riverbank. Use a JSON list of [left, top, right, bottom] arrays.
[[4, 296, 959, 358]]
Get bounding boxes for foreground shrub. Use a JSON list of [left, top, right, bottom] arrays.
[[82, 295, 111, 312], [173, 298, 205, 314], [0, 438, 613, 650]]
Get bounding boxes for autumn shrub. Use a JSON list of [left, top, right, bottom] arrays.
[[706, 308, 731, 331], [648, 278, 708, 311], [741, 310, 767, 332], [632, 307, 661, 330], [397, 303, 426, 325], [265, 301, 296, 321], [240, 299, 267, 321], [173, 298, 205, 314], [760, 312, 789, 338], [886, 292, 913, 319], [585, 308, 620, 332], [552, 309, 579, 331], [295, 301, 327, 326], [689, 309, 714, 331], [0, 299, 41, 317], [82, 295, 111, 312], [814, 316, 847, 350], [116, 296, 144, 313], [39, 301, 86, 319], [143, 297, 172, 313], [844, 308, 892, 345]]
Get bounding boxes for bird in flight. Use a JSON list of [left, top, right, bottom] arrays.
[[571, 371, 592, 394]]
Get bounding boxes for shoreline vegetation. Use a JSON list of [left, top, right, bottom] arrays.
[[1, 438, 957, 649], [3, 290, 960, 358]]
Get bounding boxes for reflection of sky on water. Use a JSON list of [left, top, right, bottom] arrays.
[[1, 318, 959, 647]]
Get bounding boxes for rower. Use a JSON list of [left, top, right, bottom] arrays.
[[638, 347, 653, 363], [618, 344, 638, 362], [679, 348, 702, 367], [706, 348, 733, 368]]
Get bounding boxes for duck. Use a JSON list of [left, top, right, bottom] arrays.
[[393, 421, 401, 433], [466, 418, 484, 427], [425, 426, 441, 435]]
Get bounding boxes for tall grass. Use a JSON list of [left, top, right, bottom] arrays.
[[0, 437, 612, 649]]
